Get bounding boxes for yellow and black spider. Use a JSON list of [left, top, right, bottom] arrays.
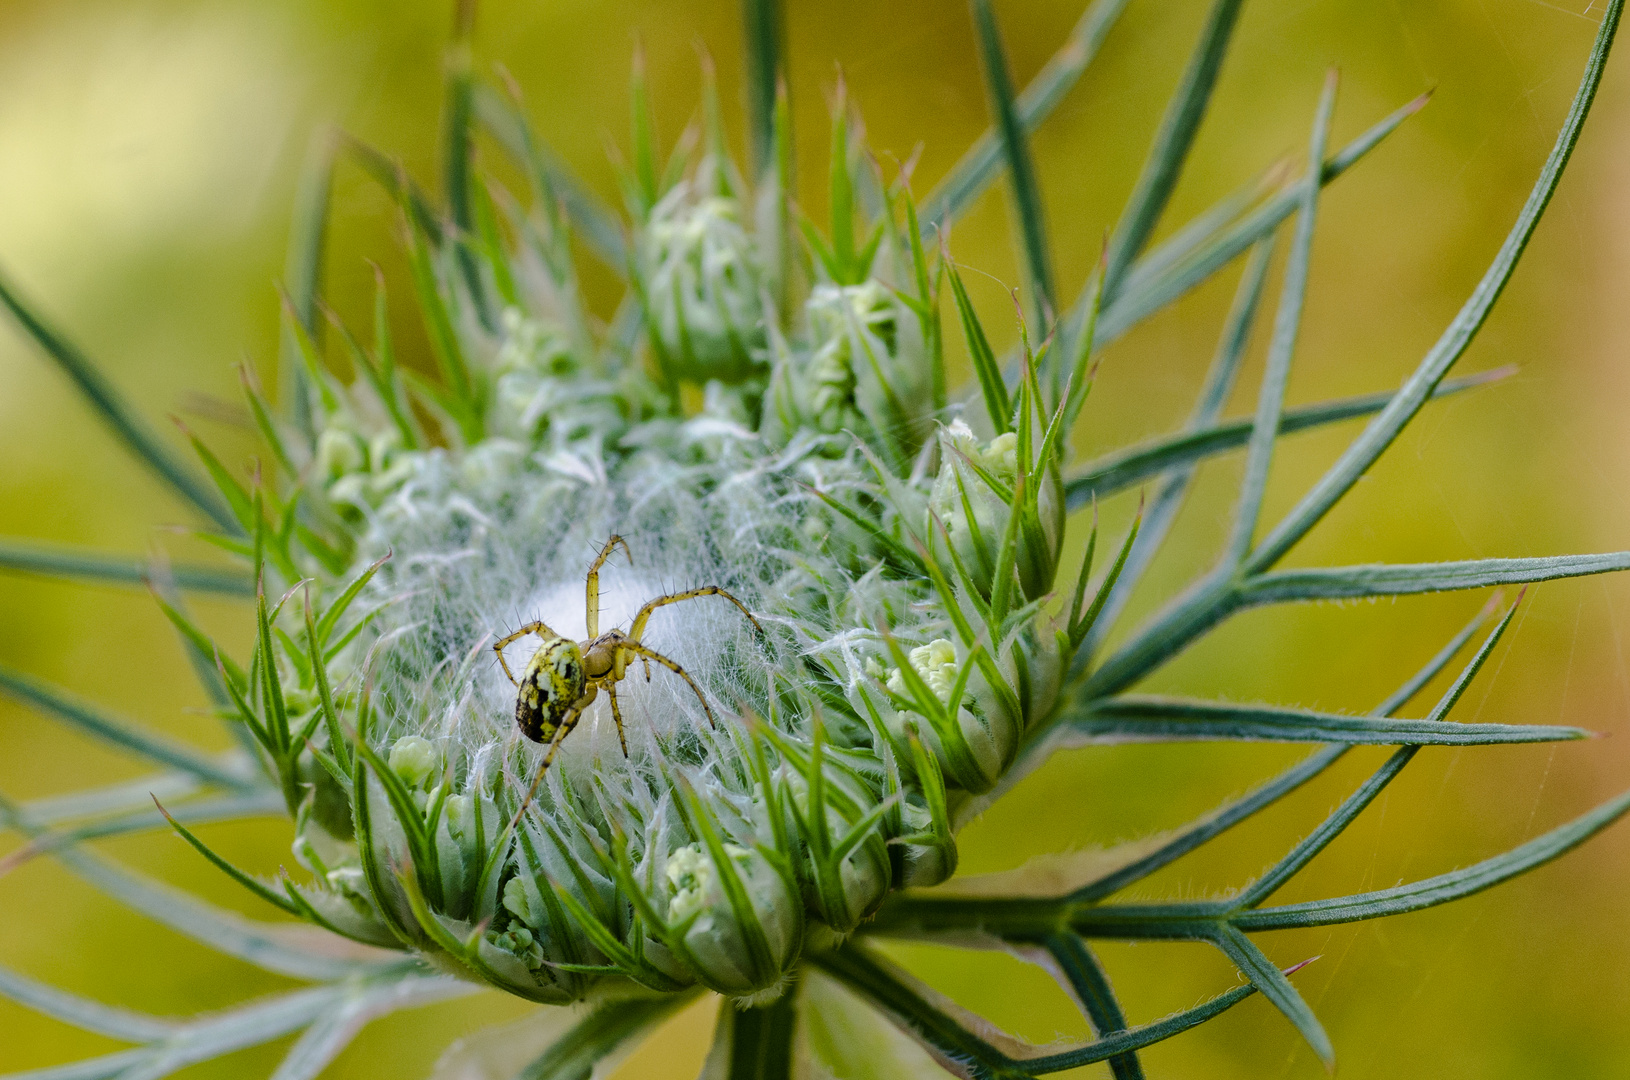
[[494, 535, 763, 808]]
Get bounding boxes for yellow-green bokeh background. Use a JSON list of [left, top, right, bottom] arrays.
[[4, 0, 1630, 1076]]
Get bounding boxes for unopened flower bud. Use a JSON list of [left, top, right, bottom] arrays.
[[389, 736, 437, 788], [662, 841, 801, 1000], [640, 186, 766, 383], [929, 420, 1063, 602]]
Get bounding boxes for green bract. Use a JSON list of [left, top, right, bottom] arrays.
[[3, 0, 1630, 1076]]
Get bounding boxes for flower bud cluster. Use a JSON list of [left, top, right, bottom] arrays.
[[206, 82, 1089, 1011], [639, 183, 768, 384]]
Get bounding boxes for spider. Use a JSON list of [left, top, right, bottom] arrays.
[[494, 534, 763, 808]]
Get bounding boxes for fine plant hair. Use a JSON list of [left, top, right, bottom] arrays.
[[2, 0, 1630, 1077]]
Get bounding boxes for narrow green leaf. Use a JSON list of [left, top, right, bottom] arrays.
[[304, 595, 350, 775], [155, 798, 301, 916], [255, 571, 293, 761], [970, 0, 1055, 322], [441, 0, 493, 332], [238, 363, 298, 480], [403, 219, 477, 426], [1075, 695, 1584, 746], [0, 267, 237, 533], [471, 175, 520, 309], [328, 305, 418, 450], [1101, 0, 1247, 300], [8, 771, 204, 827], [630, 43, 661, 214], [0, 538, 250, 596], [279, 294, 341, 417], [1080, 238, 1273, 658], [0, 791, 285, 876], [175, 421, 254, 536], [829, 81, 856, 277], [279, 127, 337, 446], [0, 975, 458, 1080], [265, 977, 466, 1080], [1071, 510, 1140, 651], [1042, 935, 1144, 1080], [149, 589, 248, 695], [1060, 602, 1490, 903], [1229, 71, 1336, 564], [1210, 925, 1332, 1067], [1059, 253, 1104, 434], [340, 134, 444, 242], [1232, 602, 1521, 909], [922, 0, 1132, 234], [316, 553, 390, 646], [0, 1047, 145, 1079], [1112, 162, 1276, 304], [1240, 552, 1630, 605], [1022, 984, 1260, 1073], [1066, 745, 1346, 905], [1065, 367, 1513, 508], [803, 483, 927, 576], [0, 662, 247, 788], [1089, 92, 1428, 348], [811, 942, 1260, 1075], [902, 189, 946, 412], [472, 85, 629, 271], [947, 262, 1011, 433], [0, 964, 176, 1042], [49, 844, 375, 981], [742, 0, 786, 180], [1235, 785, 1630, 931], [1247, 0, 1623, 573]]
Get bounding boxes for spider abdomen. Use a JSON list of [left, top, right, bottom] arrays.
[[516, 638, 588, 743]]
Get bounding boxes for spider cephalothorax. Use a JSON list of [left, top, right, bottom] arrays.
[[494, 535, 763, 795]]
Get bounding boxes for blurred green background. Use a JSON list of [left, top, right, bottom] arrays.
[[3, 0, 1630, 1076]]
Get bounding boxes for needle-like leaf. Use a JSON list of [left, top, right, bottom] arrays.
[[1073, 695, 1583, 745], [0, 663, 247, 788], [1210, 925, 1332, 1068], [922, 0, 1132, 234], [1064, 367, 1511, 508], [1240, 552, 1630, 604], [1233, 601, 1521, 910], [0, 965, 178, 1042], [1235, 784, 1630, 931], [1081, 238, 1273, 658], [0, 538, 251, 596], [1229, 71, 1336, 564], [1101, 0, 1247, 301], [742, 0, 786, 180], [279, 128, 337, 445], [473, 86, 628, 271], [1087, 91, 1428, 348], [1042, 935, 1144, 1080], [969, 0, 1055, 322], [1247, 0, 1623, 573], [0, 268, 237, 533], [441, 0, 493, 331]]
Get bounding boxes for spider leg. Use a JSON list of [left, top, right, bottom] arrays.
[[585, 534, 632, 639], [606, 683, 630, 757], [621, 641, 718, 730], [492, 620, 563, 685], [507, 704, 583, 831], [628, 585, 764, 645]]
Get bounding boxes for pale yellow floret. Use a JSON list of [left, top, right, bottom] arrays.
[[886, 638, 960, 705]]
